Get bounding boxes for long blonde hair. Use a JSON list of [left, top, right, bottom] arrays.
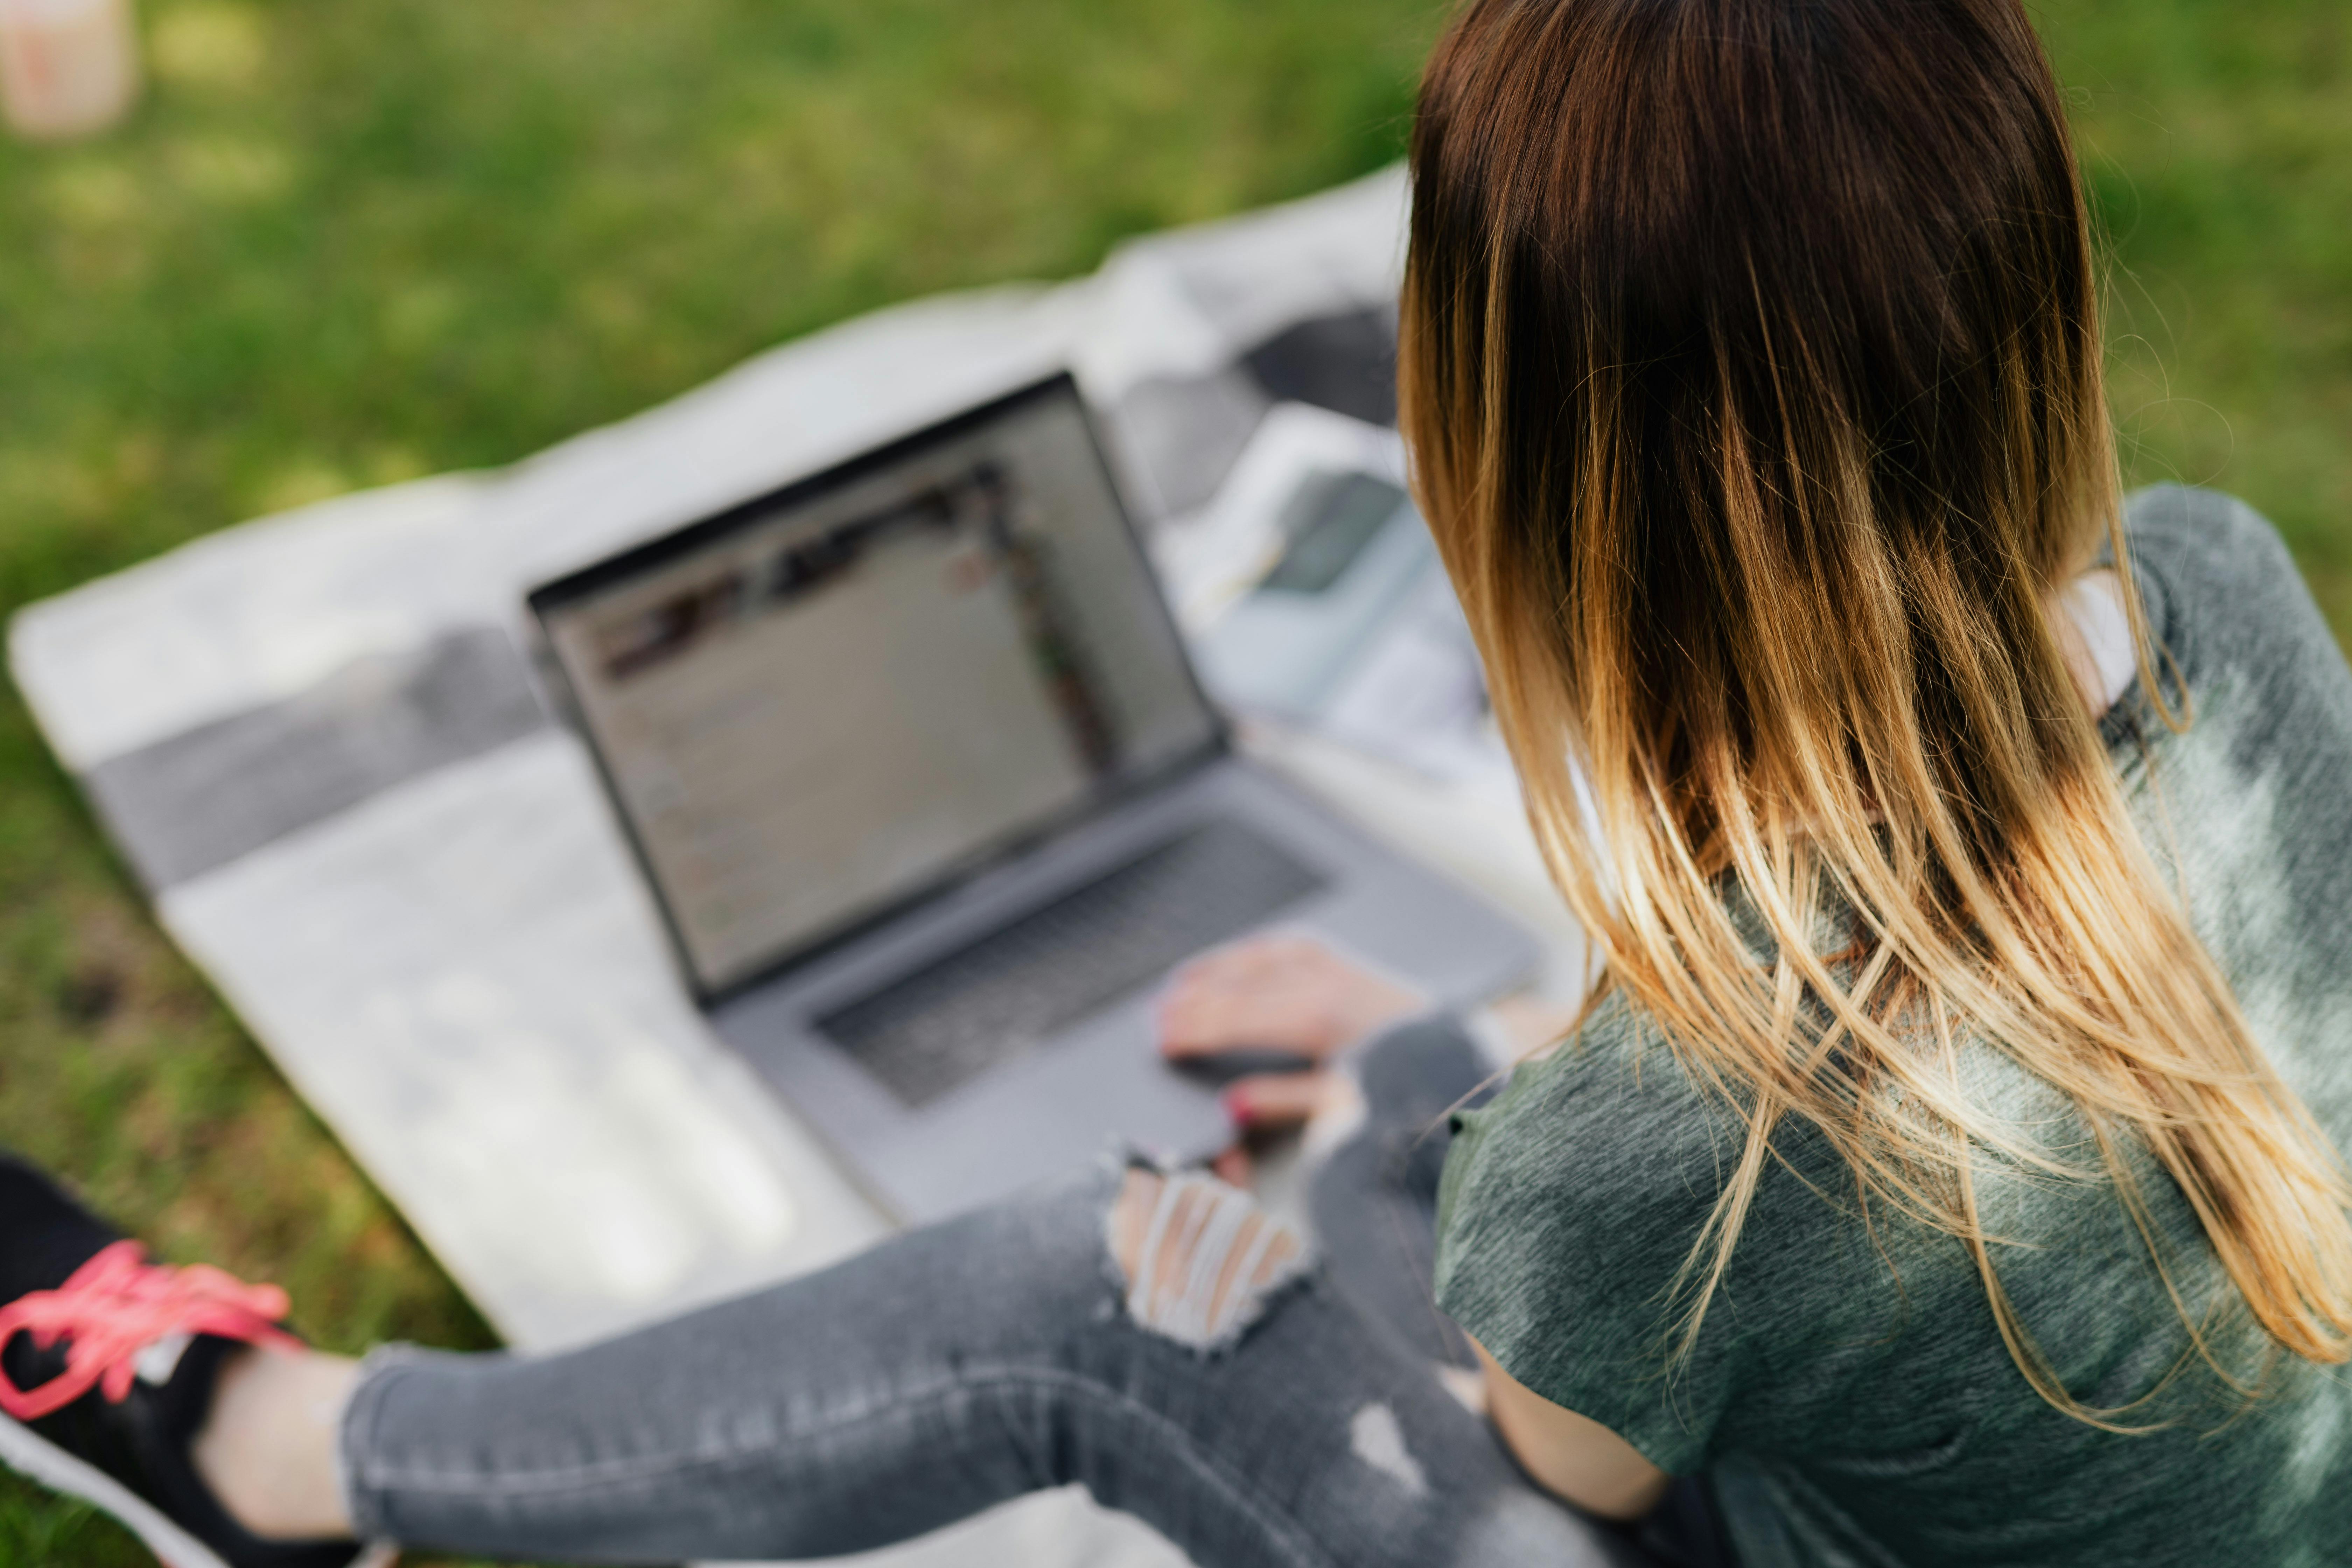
[[1399, 0, 2352, 1420]]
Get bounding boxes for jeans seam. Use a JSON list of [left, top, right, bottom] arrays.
[[350, 1363, 1337, 1568], [340, 1344, 444, 1541]]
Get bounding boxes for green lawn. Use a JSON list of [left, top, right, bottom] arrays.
[[0, 1, 2343, 1563]]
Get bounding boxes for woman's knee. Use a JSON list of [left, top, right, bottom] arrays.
[[1107, 1167, 1311, 1353]]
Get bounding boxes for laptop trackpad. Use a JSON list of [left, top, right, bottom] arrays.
[[814, 817, 1326, 1109]]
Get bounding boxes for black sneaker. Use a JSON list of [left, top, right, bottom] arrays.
[[0, 1224, 389, 1568]]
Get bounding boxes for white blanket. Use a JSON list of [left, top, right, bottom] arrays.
[[8, 167, 1438, 1568]]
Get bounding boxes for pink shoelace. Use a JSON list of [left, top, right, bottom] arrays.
[[0, 1241, 299, 1421]]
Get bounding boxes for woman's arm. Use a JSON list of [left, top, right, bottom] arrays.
[[1468, 1337, 1670, 1520]]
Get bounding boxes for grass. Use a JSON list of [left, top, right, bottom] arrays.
[[2054, 0, 2352, 623], [0, 0, 2344, 1562]]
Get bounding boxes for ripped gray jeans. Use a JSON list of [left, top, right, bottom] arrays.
[[337, 1020, 1645, 1568]]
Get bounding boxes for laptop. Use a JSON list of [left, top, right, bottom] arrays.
[[526, 373, 1536, 1223]]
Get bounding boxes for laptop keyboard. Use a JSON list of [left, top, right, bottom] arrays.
[[817, 818, 1327, 1108]]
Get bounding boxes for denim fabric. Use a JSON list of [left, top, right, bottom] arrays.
[[1309, 1021, 1500, 1371], [337, 1022, 1650, 1568]]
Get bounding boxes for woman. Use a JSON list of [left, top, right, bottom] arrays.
[[7, 0, 2351, 1563]]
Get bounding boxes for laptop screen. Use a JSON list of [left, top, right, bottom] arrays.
[[530, 377, 1222, 995]]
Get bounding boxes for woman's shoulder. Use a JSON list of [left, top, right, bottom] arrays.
[[2123, 483, 2294, 572], [1430, 989, 1933, 1469], [2117, 489, 2352, 1157], [1434, 988, 1878, 1281], [1437, 992, 1704, 1248], [1431, 993, 1785, 1350], [1428, 989, 2184, 1467], [1442, 990, 1729, 1201]]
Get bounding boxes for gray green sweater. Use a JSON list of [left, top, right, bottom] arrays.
[[1434, 486, 2352, 1567]]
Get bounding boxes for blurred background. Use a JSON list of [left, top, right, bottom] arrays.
[[0, 0, 2342, 1561]]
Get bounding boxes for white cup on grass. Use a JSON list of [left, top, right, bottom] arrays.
[[0, 0, 140, 141]]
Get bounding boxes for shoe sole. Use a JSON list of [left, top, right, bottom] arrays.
[[0, 1408, 395, 1568]]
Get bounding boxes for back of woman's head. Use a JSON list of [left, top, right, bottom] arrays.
[[1400, 0, 2352, 1417]]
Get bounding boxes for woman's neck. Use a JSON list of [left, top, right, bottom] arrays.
[[2051, 568, 2135, 718]]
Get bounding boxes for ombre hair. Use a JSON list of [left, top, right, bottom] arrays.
[[1400, 0, 2352, 1420]]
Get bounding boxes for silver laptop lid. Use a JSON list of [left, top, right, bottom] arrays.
[[529, 374, 1224, 1001]]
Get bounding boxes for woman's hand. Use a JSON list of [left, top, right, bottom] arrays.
[[1158, 935, 1427, 1065], [1157, 937, 1425, 1182]]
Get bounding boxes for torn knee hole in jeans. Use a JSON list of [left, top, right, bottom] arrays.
[[1108, 1168, 1309, 1352]]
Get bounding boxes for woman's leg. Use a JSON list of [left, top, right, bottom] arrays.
[[1301, 1021, 1740, 1568], [338, 1157, 1638, 1568], [1304, 1017, 1499, 1371]]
